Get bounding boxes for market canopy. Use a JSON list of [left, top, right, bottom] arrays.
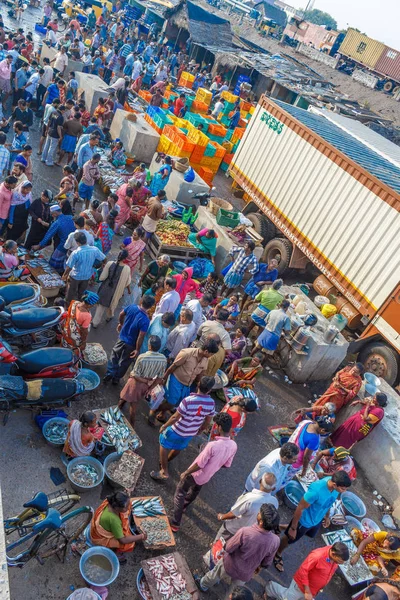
[[186, 0, 234, 48]]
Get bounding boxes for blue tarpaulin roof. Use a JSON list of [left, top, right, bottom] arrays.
[[275, 100, 400, 195]]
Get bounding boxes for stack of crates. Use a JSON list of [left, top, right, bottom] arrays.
[[191, 100, 209, 114], [187, 128, 209, 163], [161, 125, 195, 159], [185, 112, 209, 132], [178, 71, 195, 89], [138, 90, 152, 102], [207, 123, 227, 143], [145, 106, 173, 134], [195, 87, 212, 106]]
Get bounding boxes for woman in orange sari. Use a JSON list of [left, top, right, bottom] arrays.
[[91, 491, 147, 560], [313, 363, 364, 413], [121, 227, 146, 275]]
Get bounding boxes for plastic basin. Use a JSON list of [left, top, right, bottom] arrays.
[[137, 568, 149, 600], [283, 480, 304, 509], [67, 590, 101, 600], [343, 515, 362, 534], [67, 456, 104, 493], [42, 417, 70, 447], [76, 368, 100, 392], [80, 546, 120, 587], [103, 452, 124, 489], [362, 517, 380, 533], [341, 491, 367, 518], [364, 373, 381, 388]]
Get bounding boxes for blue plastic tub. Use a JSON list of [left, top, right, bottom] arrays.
[[284, 481, 304, 509], [42, 417, 70, 447], [76, 368, 100, 391], [67, 456, 104, 493], [341, 491, 367, 518], [80, 546, 120, 587]]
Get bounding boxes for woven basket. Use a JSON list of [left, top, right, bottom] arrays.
[[173, 157, 190, 173], [209, 197, 233, 216]]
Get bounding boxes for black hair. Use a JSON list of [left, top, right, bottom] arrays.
[[107, 491, 129, 510], [63, 165, 73, 174], [259, 503, 280, 532], [387, 536, 400, 550], [237, 325, 248, 336], [92, 153, 101, 161], [202, 292, 213, 303], [0, 132, 6, 145], [149, 335, 162, 352], [141, 295, 156, 310], [331, 541, 350, 561], [355, 362, 365, 377], [209, 271, 219, 281], [198, 376, 215, 394], [181, 308, 193, 322], [216, 308, 229, 322], [74, 231, 87, 245], [246, 241, 255, 251], [74, 216, 85, 227], [280, 442, 299, 459], [331, 470, 352, 488], [376, 392, 388, 407], [14, 162, 25, 172], [107, 250, 129, 288], [157, 189, 167, 197], [202, 339, 219, 355], [79, 411, 96, 427], [315, 416, 334, 433], [213, 412, 232, 433], [230, 588, 253, 600], [5, 176, 18, 185], [161, 312, 175, 327], [165, 276, 177, 289], [61, 199, 73, 215], [91, 200, 100, 209]]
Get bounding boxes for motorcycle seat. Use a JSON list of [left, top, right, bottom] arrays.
[[23, 492, 48, 513], [10, 308, 59, 330], [32, 508, 62, 533], [0, 284, 35, 306], [18, 348, 74, 374]]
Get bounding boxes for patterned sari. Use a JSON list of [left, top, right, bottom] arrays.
[[91, 499, 135, 552]]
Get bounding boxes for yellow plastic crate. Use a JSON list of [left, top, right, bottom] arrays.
[[195, 87, 212, 106], [168, 143, 192, 159], [249, 106, 255, 115], [157, 134, 171, 153], [180, 71, 195, 82], [221, 90, 239, 103], [187, 129, 209, 146]]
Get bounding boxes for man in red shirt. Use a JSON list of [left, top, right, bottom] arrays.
[[174, 93, 185, 117], [265, 542, 349, 600]]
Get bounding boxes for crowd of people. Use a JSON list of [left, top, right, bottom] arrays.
[[0, 5, 395, 600]]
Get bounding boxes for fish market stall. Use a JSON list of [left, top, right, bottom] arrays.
[[93, 405, 142, 452], [25, 257, 65, 298], [269, 284, 349, 383], [141, 552, 200, 600], [131, 497, 175, 550], [321, 530, 373, 587], [104, 451, 144, 491], [147, 220, 201, 264]]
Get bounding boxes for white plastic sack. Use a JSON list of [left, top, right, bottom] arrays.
[[148, 385, 165, 410]]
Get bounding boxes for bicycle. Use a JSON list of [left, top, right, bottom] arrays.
[[4, 490, 81, 537], [5, 493, 93, 567]]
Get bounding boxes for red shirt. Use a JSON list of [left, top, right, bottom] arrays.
[[174, 98, 184, 116], [294, 546, 338, 597], [48, 21, 58, 31]]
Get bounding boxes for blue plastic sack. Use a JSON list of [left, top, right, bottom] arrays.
[[221, 262, 233, 277], [183, 167, 195, 182], [189, 257, 214, 279]]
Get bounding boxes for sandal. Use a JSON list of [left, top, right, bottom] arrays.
[[273, 555, 284, 572], [150, 470, 168, 482]]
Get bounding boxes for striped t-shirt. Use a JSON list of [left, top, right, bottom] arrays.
[[172, 393, 215, 438]]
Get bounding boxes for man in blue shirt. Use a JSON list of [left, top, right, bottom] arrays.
[[273, 471, 352, 572], [77, 134, 98, 169], [63, 231, 105, 303], [104, 295, 155, 385]]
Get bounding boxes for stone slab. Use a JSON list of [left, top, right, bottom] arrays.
[[75, 72, 111, 113], [110, 110, 159, 162]]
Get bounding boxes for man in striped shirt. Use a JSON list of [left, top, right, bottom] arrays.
[[63, 231, 105, 303], [150, 376, 216, 482]]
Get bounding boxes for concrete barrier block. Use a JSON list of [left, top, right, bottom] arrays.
[[352, 69, 378, 89], [75, 72, 111, 113], [110, 111, 160, 162]]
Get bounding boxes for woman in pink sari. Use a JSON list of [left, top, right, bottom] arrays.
[[331, 392, 387, 449], [121, 228, 146, 275], [114, 185, 134, 234]]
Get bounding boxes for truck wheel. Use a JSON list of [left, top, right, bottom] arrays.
[[393, 86, 400, 95], [262, 238, 293, 273], [358, 342, 399, 386], [247, 213, 276, 244], [384, 81, 394, 92]]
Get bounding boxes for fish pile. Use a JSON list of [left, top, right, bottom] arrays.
[[37, 273, 64, 288], [45, 421, 68, 444], [70, 464, 99, 487], [132, 497, 166, 517], [83, 343, 107, 365], [138, 573, 152, 600], [107, 452, 143, 489], [101, 406, 140, 452], [297, 466, 318, 486], [139, 518, 171, 546], [343, 552, 372, 583], [146, 555, 189, 599]]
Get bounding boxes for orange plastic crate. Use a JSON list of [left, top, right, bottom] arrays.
[[209, 140, 226, 158], [191, 146, 206, 162], [144, 113, 162, 134], [233, 127, 245, 140], [163, 125, 184, 145], [240, 100, 252, 112], [191, 100, 208, 114], [179, 77, 193, 89], [168, 144, 192, 159], [223, 153, 234, 164], [139, 90, 152, 102], [208, 123, 227, 137]]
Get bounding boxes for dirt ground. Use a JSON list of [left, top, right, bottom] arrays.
[[197, 1, 400, 127]]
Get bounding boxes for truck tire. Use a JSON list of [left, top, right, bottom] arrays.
[[262, 238, 293, 273], [358, 342, 399, 386], [247, 213, 276, 244], [384, 81, 394, 92]]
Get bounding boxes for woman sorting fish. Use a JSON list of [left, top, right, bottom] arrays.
[[91, 491, 147, 561], [63, 412, 99, 458]]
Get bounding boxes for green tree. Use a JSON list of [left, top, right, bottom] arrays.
[[303, 8, 337, 30]]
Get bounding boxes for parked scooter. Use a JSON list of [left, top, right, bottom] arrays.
[[0, 304, 65, 349], [0, 283, 42, 310], [0, 338, 79, 379], [0, 375, 85, 424]]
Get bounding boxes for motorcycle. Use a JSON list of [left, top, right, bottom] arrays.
[[0, 339, 79, 379], [0, 283, 42, 311], [167, 189, 215, 218], [0, 304, 65, 349], [0, 375, 85, 424]]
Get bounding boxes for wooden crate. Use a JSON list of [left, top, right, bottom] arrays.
[[132, 495, 175, 550], [141, 552, 200, 600], [147, 233, 200, 263], [93, 405, 142, 450]]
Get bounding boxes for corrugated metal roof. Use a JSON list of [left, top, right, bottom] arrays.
[[274, 100, 400, 195]]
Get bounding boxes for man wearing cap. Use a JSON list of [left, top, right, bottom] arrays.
[[63, 230, 105, 303], [311, 446, 356, 481], [0, 55, 13, 107], [91, 50, 103, 76]]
